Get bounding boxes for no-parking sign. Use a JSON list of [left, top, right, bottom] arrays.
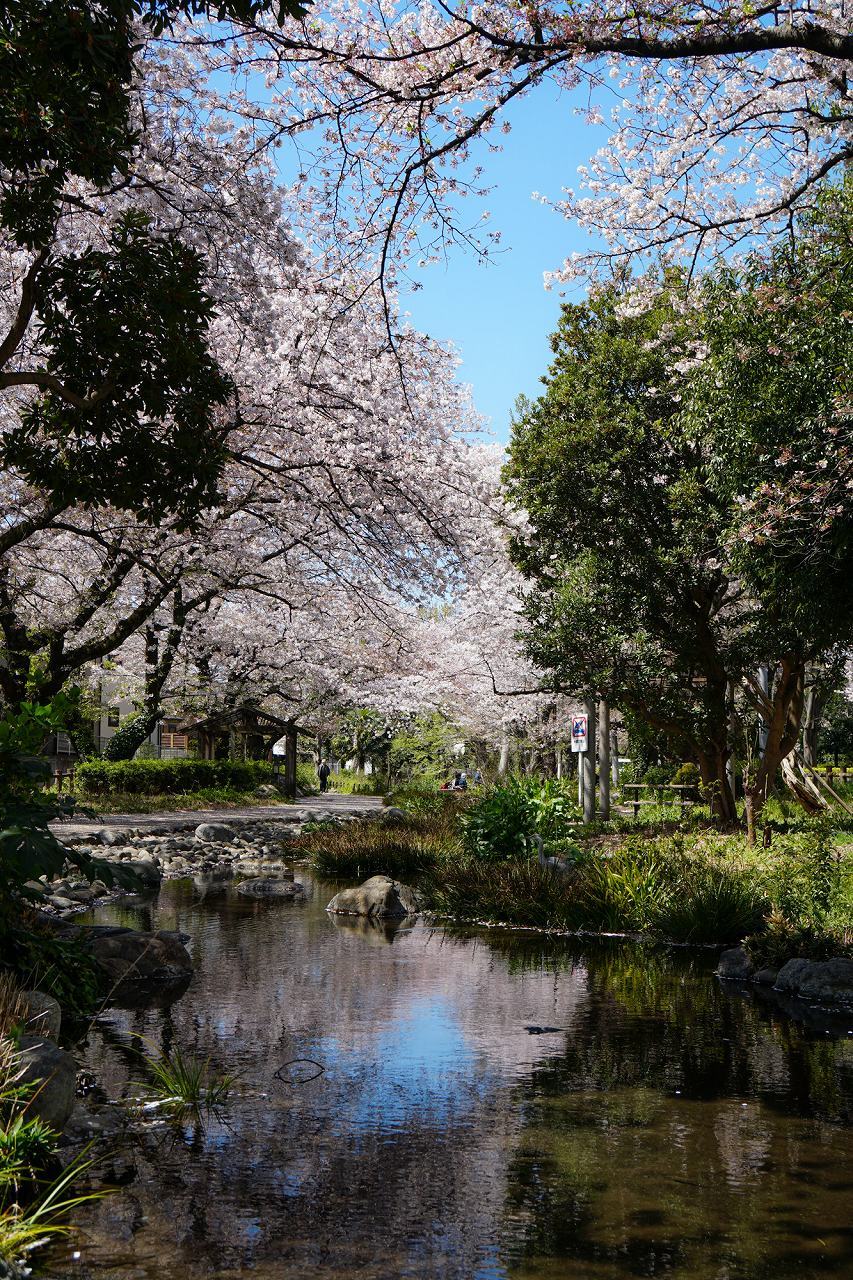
[[571, 714, 588, 753]]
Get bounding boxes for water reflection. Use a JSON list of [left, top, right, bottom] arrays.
[[58, 874, 853, 1280]]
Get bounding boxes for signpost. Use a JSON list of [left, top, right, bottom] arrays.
[[571, 715, 588, 752]]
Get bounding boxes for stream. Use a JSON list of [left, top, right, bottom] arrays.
[[54, 870, 853, 1280]]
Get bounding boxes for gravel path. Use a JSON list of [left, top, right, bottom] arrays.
[[50, 792, 383, 838]]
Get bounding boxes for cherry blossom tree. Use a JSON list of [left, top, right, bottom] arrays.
[[0, 32, 495, 753], [177, 1, 852, 291]]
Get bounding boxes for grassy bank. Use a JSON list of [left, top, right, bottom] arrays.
[[299, 782, 853, 953]]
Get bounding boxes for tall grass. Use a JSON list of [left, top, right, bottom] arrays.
[[136, 1044, 235, 1119], [422, 837, 768, 944], [0, 982, 110, 1268], [292, 812, 460, 879]]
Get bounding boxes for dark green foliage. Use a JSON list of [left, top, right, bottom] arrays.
[[0, 695, 133, 920], [76, 757, 275, 796], [2, 922, 105, 1021], [100, 707, 160, 762], [0, 1, 306, 525], [4, 213, 231, 527], [0, 0, 308, 248], [460, 777, 580, 861]]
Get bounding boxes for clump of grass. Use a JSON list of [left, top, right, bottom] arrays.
[[292, 813, 460, 879], [422, 858, 574, 928], [137, 1045, 235, 1118], [0, 1149, 107, 1265]]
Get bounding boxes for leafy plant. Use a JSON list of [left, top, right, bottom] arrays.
[[460, 777, 580, 862]]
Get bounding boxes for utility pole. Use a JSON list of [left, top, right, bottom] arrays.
[[583, 695, 597, 824], [598, 700, 610, 820]]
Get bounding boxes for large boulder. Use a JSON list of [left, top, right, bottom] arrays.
[[21, 989, 62, 1041], [715, 947, 756, 981], [326, 875, 419, 920], [195, 821, 238, 843], [87, 928, 193, 983], [774, 957, 853, 1007], [237, 877, 304, 899], [16, 1035, 77, 1131]]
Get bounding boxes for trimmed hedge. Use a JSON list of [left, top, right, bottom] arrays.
[[76, 758, 276, 796]]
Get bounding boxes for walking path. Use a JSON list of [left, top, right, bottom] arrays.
[[50, 792, 383, 838]]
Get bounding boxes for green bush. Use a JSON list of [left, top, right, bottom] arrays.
[[671, 762, 701, 791], [460, 776, 580, 862], [296, 763, 318, 794], [330, 771, 389, 795], [76, 758, 275, 796], [763, 818, 841, 930]]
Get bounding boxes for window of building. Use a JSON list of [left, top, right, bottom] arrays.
[[107, 707, 120, 728]]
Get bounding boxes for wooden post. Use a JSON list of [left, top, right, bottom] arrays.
[[598, 700, 610, 821], [583, 696, 596, 824]]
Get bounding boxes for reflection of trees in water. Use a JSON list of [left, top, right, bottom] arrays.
[[70, 878, 592, 1278], [495, 942, 853, 1279], [68, 883, 853, 1279]]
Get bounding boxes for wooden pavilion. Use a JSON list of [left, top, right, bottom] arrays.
[[177, 707, 301, 798]]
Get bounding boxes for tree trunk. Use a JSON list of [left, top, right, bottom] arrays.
[[743, 654, 806, 841], [598, 700, 611, 821], [696, 744, 737, 824], [497, 734, 510, 775]]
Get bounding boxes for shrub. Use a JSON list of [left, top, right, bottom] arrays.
[[460, 776, 580, 861], [296, 763, 318, 794], [329, 771, 390, 795], [76, 757, 275, 796], [763, 818, 840, 930]]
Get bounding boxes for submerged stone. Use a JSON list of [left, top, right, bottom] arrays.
[[237, 877, 304, 899], [715, 947, 755, 981]]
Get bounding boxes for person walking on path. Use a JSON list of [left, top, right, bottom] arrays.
[[318, 760, 331, 793]]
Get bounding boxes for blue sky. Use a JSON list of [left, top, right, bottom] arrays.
[[399, 81, 604, 444]]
